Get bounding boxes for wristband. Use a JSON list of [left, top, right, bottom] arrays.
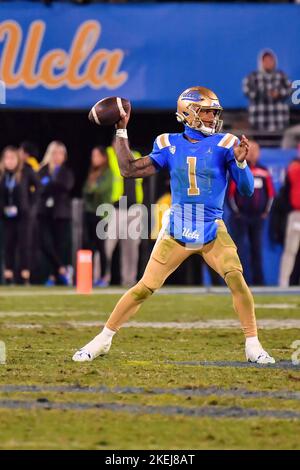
[[235, 159, 247, 169], [116, 128, 128, 139]]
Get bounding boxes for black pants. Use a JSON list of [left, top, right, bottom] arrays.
[[3, 216, 30, 274], [229, 214, 265, 285], [39, 216, 71, 275], [83, 211, 107, 277]]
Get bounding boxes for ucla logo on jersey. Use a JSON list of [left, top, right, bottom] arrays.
[[170, 145, 176, 155], [181, 90, 201, 102], [182, 227, 200, 240]]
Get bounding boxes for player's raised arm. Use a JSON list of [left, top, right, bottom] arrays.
[[233, 135, 250, 163], [227, 135, 254, 197], [114, 107, 157, 179]]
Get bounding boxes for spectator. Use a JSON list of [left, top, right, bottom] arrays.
[[228, 141, 275, 285], [0, 146, 39, 284], [281, 124, 300, 149], [243, 49, 291, 132], [289, 247, 300, 286], [150, 179, 171, 241], [19, 141, 40, 172], [38, 141, 74, 286], [103, 138, 143, 287], [279, 145, 300, 287], [19, 142, 41, 280], [82, 146, 113, 287]]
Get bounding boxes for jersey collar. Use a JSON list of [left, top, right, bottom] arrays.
[[183, 125, 206, 142]]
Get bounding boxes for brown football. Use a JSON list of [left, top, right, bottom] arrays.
[[88, 97, 131, 126]]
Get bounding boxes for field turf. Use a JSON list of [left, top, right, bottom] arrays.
[[0, 287, 300, 450]]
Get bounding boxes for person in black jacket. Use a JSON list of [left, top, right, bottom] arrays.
[[0, 145, 40, 284], [38, 141, 74, 286]]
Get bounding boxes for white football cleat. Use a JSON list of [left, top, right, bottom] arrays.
[[72, 333, 112, 362], [72, 350, 93, 362], [245, 342, 275, 364]]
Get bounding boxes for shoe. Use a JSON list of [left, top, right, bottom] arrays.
[[72, 333, 112, 362], [93, 279, 109, 288], [245, 341, 275, 364]]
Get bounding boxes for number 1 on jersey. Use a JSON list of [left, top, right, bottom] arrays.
[[187, 156, 200, 196]]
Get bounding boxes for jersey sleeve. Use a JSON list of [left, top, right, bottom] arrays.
[[149, 134, 170, 171], [219, 133, 254, 197]]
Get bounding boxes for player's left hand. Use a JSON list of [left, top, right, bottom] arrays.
[[233, 135, 249, 162]]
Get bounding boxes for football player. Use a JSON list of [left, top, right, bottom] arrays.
[[73, 86, 275, 364]]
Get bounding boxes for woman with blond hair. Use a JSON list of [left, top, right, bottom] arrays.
[[38, 141, 74, 286], [0, 145, 39, 284]]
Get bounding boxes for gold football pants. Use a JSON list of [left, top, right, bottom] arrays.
[[106, 220, 257, 338]]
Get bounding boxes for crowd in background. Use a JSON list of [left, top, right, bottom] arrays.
[[0, 139, 145, 287], [0, 45, 298, 286], [0, 141, 74, 286], [0, 135, 300, 287]]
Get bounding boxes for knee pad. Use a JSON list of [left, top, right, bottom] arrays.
[[225, 270, 247, 294], [130, 280, 154, 303]]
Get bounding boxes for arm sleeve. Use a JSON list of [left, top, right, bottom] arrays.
[[278, 72, 291, 99], [243, 73, 257, 101], [97, 170, 113, 196], [52, 167, 75, 192], [226, 146, 254, 197], [228, 180, 240, 213], [266, 173, 275, 199], [264, 172, 275, 213], [149, 137, 169, 171], [27, 166, 41, 206]]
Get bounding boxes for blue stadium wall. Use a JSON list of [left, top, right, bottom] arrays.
[[0, 2, 299, 109]]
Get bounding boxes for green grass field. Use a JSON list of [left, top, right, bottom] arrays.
[[0, 287, 300, 450]]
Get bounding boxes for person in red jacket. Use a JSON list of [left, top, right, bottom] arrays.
[[279, 145, 300, 286], [228, 140, 275, 285]]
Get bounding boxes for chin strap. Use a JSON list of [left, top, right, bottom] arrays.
[[184, 125, 206, 140], [200, 126, 215, 136]]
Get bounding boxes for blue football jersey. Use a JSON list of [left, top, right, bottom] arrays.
[[149, 131, 254, 245]]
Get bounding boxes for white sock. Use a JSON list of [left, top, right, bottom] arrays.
[[245, 336, 260, 348], [82, 327, 115, 355], [101, 326, 116, 340]]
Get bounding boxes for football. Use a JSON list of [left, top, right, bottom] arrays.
[[88, 97, 131, 126]]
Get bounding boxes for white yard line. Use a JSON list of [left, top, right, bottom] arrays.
[[0, 287, 300, 296], [255, 304, 297, 309], [0, 311, 107, 318], [3, 319, 300, 330]]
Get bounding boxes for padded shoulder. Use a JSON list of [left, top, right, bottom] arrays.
[[156, 133, 171, 149], [217, 133, 238, 149]]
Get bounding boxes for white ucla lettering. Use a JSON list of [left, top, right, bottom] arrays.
[[182, 227, 200, 240]]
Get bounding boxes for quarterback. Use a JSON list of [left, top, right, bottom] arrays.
[[73, 86, 275, 364]]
